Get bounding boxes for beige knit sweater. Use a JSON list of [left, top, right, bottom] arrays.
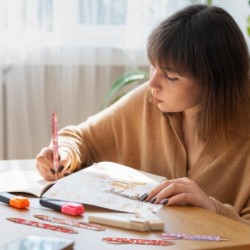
[[58, 82, 250, 225]]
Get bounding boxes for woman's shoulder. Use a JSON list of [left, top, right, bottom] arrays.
[[123, 81, 151, 99], [88, 82, 155, 122], [101, 81, 164, 124], [111, 81, 152, 108]]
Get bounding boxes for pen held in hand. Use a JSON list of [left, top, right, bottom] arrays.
[[52, 112, 59, 180]]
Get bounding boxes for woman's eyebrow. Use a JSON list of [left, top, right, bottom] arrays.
[[161, 67, 187, 77], [161, 67, 179, 74]]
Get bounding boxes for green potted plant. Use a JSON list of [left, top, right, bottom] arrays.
[[102, 70, 149, 108]]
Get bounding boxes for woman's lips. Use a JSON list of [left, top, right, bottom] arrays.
[[153, 96, 163, 104], [151, 90, 163, 104]]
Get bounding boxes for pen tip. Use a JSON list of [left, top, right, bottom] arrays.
[[34, 215, 43, 219], [6, 218, 16, 222]]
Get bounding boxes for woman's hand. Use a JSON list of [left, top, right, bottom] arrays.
[[35, 147, 72, 181], [141, 177, 216, 212]]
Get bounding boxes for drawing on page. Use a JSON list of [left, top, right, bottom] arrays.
[[104, 187, 141, 201]]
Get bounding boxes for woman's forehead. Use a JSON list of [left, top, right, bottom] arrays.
[[155, 62, 187, 76]]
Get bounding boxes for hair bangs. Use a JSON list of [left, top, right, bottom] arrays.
[[147, 21, 196, 77]]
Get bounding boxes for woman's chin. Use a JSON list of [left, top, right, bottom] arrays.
[[157, 103, 169, 112], [157, 104, 176, 114]]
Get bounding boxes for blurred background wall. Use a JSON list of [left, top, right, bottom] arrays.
[[0, 0, 249, 159]]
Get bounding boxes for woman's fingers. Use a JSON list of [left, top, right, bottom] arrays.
[[167, 192, 215, 211], [141, 177, 216, 211], [36, 147, 55, 180], [144, 178, 190, 202], [36, 147, 72, 181], [167, 193, 195, 206], [57, 150, 72, 176], [36, 147, 53, 165]]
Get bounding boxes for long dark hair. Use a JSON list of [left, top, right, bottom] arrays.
[[147, 4, 249, 150]]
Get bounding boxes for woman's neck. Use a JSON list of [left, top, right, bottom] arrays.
[[181, 106, 200, 132]]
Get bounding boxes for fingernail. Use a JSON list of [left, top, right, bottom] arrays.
[[150, 196, 156, 204], [64, 172, 70, 177], [160, 198, 168, 205], [58, 165, 64, 172], [50, 169, 55, 175], [140, 193, 148, 202]]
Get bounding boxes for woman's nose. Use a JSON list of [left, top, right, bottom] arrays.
[[149, 67, 161, 89]]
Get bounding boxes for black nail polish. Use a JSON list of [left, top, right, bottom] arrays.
[[150, 196, 156, 203], [140, 193, 148, 202], [58, 165, 64, 172], [50, 169, 55, 175], [160, 198, 168, 205]]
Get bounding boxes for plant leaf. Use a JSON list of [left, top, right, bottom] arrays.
[[103, 71, 149, 108]]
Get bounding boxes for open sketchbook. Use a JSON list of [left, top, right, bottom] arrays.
[[43, 161, 166, 213], [0, 159, 54, 197], [0, 160, 166, 213]]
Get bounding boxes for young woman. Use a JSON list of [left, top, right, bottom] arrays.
[[36, 4, 250, 225]]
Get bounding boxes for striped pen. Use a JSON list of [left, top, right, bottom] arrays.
[[51, 112, 59, 180]]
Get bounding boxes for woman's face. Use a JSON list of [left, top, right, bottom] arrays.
[[149, 65, 202, 114]]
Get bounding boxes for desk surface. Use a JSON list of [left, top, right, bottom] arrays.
[[0, 159, 250, 249], [0, 201, 250, 250]]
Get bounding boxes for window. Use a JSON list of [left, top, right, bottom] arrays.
[[0, 0, 179, 48], [0, 0, 248, 49]]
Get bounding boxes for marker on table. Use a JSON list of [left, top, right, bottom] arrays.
[[51, 112, 59, 180], [40, 198, 84, 216], [0, 192, 30, 209]]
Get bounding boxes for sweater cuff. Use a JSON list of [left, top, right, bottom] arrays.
[[210, 197, 240, 221]]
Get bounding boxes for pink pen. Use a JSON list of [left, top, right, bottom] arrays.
[[40, 198, 84, 216], [52, 112, 59, 180]]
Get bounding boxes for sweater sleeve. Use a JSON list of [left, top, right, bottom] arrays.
[[57, 82, 151, 172], [210, 197, 250, 226]]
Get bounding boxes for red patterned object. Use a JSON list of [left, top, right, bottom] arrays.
[[102, 237, 174, 246], [160, 233, 228, 241], [51, 112, 59, 180], [34, 214, 105, 231], [7, 217, 78, 234]]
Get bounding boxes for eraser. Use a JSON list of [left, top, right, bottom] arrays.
[[135, 207, 164, 231], [88, 213, 151, 232]]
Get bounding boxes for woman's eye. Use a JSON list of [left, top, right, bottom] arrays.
[[166, 75, 178, 81]]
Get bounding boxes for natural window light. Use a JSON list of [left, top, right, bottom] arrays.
[[0, 0, 249, 160], [0, 0, 211, 49]]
